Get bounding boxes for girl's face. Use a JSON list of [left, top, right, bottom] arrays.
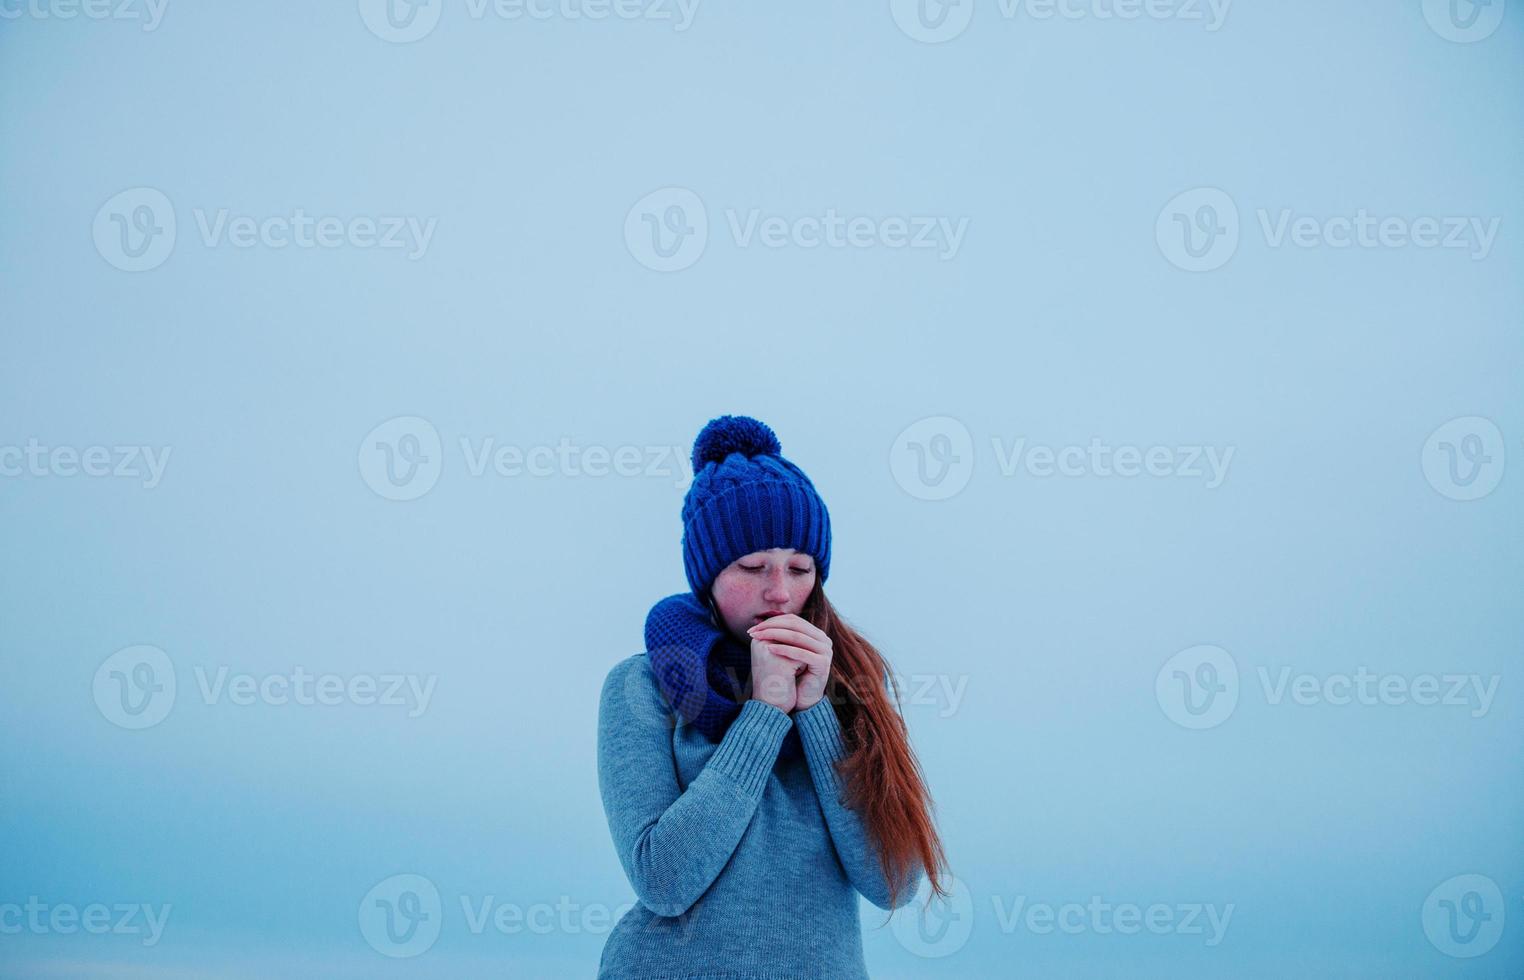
[[710, 548, 817, 641]]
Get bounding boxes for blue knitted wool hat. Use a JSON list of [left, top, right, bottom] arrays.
[[682, 415, 832, 602]]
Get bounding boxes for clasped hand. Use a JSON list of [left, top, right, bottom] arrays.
[[746, 613, 833, 713]]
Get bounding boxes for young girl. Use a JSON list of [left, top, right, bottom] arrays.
[[596, 414, 950, 979]]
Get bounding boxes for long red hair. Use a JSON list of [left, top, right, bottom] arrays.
[[798, 579, 951, 915]]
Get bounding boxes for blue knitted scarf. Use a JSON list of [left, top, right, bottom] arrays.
[[643, 592, 804, 761]]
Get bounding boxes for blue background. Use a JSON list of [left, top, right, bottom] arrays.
[[2, 1, 1520, 976]]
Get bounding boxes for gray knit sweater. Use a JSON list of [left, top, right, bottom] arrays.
[[596, 653, 923, 979]]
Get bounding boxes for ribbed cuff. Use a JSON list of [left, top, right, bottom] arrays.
[[792, 698, 847, 795], [706, 699, 793, 796]]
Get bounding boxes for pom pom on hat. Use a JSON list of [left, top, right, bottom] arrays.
[[690, 415, 783, 471]]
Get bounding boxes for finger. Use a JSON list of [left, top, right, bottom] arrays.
[[761, 643, 827, 672], [759, 614, 828, 643], [760, 643, 821, 667], [750, 631, 824, 659], [748, 627, 828, 656]]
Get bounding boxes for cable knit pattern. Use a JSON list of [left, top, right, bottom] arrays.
[[596, 654, 924, 979]]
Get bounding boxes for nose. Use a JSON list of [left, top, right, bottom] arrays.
[[761, 567, 792, 604]]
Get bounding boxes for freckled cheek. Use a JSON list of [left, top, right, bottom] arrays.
[[711, 578, 754, 619]]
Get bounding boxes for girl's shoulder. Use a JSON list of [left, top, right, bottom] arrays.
[[601, 652, 651, 688], [598, 654, 668, 725]]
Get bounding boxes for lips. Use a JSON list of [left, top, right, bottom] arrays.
[[754, 610, 785, 622]]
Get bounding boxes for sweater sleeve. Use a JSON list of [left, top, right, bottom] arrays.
[[793, 696, 926, 911], [597, 657, 793, 918]]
